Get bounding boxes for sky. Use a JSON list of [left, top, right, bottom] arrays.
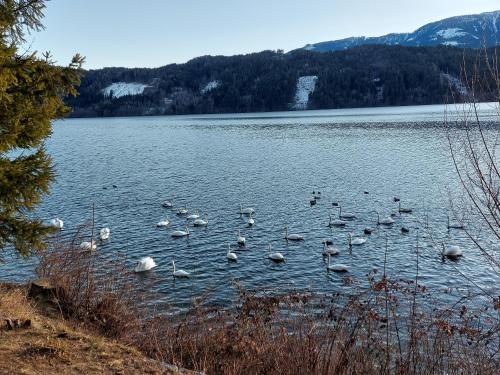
[[22, 0, 500, 69]]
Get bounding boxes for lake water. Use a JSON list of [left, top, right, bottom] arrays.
[[2, 103, 499, 309]]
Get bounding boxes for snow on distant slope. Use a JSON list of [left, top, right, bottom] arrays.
[[293, 76, 318, 110], [441, 73, 468, 96], [435, 28, 468, 39], [102, 82, 149, 98], [201, 80, 220, 94]]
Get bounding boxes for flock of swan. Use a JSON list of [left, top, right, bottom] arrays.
[[48, 193, 466, 279]]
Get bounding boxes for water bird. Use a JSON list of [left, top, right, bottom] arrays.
[[314, 191, 321, 199], [401, 226, 410, 233], [364, 191, 369, 194], [176, 208, 188, 215], [112, 184, 118, 189], [348, 233, 366, 246], [157, 218, 170, 227], [239, 205, 255, 215], [441, 243, 463, 259], [80, 239, 96, 251], [284, 226, 304, 241], [226, 244, 238, 261], [363, 227, 373, 235], [328, 214, 347, 227], [162, 200, 173, 208], [134, 257, 156, 272], [322, 239, 333, 246], [247, 213, 255, 226], [49, 218, 64, 230], [326, 254, 348, 272], [268, 244, 284, 262], [393, 197, 400, 202], [376, 211, 395, 225], [310, 198, 317, 206], [338, 205, 356, 220], [172, 260, 190, 278], [398, 202, 413, 213], [332, 202, 339, 207], [193, 214, 208, 226], [171, 226, 190, 237], [447, 216, 465, 230], [186, 209, 200, 220], [323, 243, 340, 256], [99, 227, 110, 240], [237, 229, 246, 245]]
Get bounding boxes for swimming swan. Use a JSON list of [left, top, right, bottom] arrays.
[[99, 227, 110, 240], [348, 233, 366, 246], [172, 260, 190, 278], [227, 243, 238, 261], [49, 218, 64, 230], [193, 214, 208, 226], [284, 226, 304, 241], [172, 226, 190, 237], [237, 229, 246, 245], [134, 257, 156, 272], [326, 254, 348, 272], [268, 244, 284, 262]]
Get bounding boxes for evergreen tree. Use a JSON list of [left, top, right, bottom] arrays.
[[0, 0, 83, 257]]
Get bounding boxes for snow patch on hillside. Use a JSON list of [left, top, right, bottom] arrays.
[[436, 28, 468, 39], [442, 73, 467, 96], [102, 82, 149, 98], [443, 41, 459, 46], [293, 76, 318, 110], [201, 80, 220, 94]]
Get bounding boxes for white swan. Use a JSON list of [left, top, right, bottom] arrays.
[[227, 243, 238, 261], [176, 208, 188, 216], [323, 243, 340, 256], [376, 211, 394, 225], [447, 216, 465, 230], [162, 200, 173, 208], [80, 239, 96, 251], [171, 226, 190, 237], [268, 244, 284, 262], [134, 257, 156, 272], [284, 226, 304, 241], [157, 217, 170, 227], [237, 229, 246, 245], [328, 214, 347, 227], [339, 205, 356, 219], [326, 254, 348, 272], [99, 227, 110, 240], [349, 233, 366, 246], [441, 243, 463, 259], [398, 202, 413, 213], [49, 218, 64, 230], [239, 205, 255, 215], [172, 260, 190, 278], [247, 213, 255, 226], [193, 214, 208, 226], [186, 209, 200, 220]]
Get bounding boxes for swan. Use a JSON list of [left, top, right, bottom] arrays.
[[193, 214, 208, 226], [80, 239, 97, 251], [338, 205, 356, 220], [239, 205, 255, 215], [447, 216, 465, 230], [134, 257, 156, 272], [376, 211, 394, 225], [284, 226, 304, 241], [326, 254, 348, 272], [171, 226, 190, 237], [328, 214, 347, 227], [172, 260, 190, 278], [176, 208, 188, 216], [398, 202, 413, 213], [227, 243, 238, 261], [247, 213, 255, 226], [348, 233, 366, 246], [49, 218, 64, 230], [157, 217, 170, 227], [162, 200, 173, 208], [441, 243, 463, 259], [99, 227, 110, 240], [237, 229, 246, 245], [363, 227, 373, 235], [186, 209, 200, 220], [268, 244, 284, 262], [323, 243, 340, 256]]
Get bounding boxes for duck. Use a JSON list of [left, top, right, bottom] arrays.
[[171, 226, 190, 237], [226, 244, 238, 261], [176, 208, 188, 216], [323, 243, 340, 256], [314, 191, 321, 199], [441, 243, 463, 259], [398, 202, 413, 214], [193, 214, 208, 226], [363, 227, 373, 235], [162, 200, 173, 208], [376, 211, 395, 225], [157, 218, 170, 227], [237, 229, 246, 245], [239, 205, 255, 215], [99, 227, 110, 240], [80, 239, 97, 251], [338, 205, 356, 220], [447, 216, 465, 230], [284, 226, 304, 241], [247, 213, 255, 226], [322, 239, 333, 246], [134, 257, 156, 272], [186, 209, 200, 220], [393, 197, 400, 202], [49, 218, 64, 230], [172, 260, 190, 278], [310, 198, 317, 206], [401, 226, 410, 233], [268, 244, 284, 262], [332, 202, 339, 207], [326, 254, 348, 272], [328, 214, 347, 227], [348, 233, 366, 246]]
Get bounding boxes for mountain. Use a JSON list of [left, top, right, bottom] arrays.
[[67, 45, 491, 118], [301, 10, 500, 52]]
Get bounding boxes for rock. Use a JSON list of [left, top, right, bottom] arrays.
[[28, 279, 57, 299]]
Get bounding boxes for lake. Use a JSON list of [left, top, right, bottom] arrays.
[[2, 103, 499, 309]]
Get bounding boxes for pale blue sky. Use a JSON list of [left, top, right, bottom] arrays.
[[24, 0, 500, 69]]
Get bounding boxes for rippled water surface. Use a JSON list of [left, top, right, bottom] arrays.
[[3, 104, 499, 308]]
